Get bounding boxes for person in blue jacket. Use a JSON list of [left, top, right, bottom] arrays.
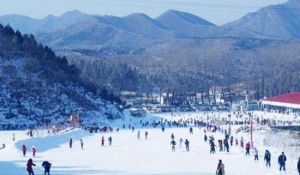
[[278, 152, 287, 172]]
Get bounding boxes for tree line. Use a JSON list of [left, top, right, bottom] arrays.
[[69, 38, 300, 104]]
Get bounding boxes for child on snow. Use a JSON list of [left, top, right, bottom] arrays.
[[32, 146, 36, 157]]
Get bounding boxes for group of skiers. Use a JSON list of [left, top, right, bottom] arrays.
[[137, 130, 149, 140], [69, 136, 113, 149], [201, 121, 297, 174], [170, 133, 190, 152], [15, 113, 300, 175], [26, 159, 51, 175], [21, 145, 37, 157]]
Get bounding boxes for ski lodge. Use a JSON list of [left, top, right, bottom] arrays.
[[261, 92, 300, 113]]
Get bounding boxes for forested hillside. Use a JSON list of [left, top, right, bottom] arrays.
[[0, 24, 123, 129]]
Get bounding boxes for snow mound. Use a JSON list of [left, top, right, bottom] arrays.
[[15, 128, 90, 152]]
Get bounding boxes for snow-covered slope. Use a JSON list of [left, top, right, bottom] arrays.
[[0, 25, 123, 129], [0, 112, 299, 175]]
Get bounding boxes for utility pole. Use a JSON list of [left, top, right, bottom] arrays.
[[250, 113, 253, 148]]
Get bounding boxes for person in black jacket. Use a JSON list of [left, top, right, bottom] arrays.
[[170, 140, 176, 152], [27, 159, 36, 175], [69, 138, 73, 149], [297, 157, 300, 175], [185, 139, 190, 152], [264, 150, 271, 167], [42, 161, 52, 175], [278, 152, 287, 172]]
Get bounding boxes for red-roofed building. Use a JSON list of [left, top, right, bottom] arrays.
[[262, 92, 300, 112]]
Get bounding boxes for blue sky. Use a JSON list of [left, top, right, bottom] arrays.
[[0, 0, 287, 25]]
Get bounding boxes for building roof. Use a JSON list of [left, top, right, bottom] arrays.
[[262, 92, 300, 109], [265, 92, 300, 104]]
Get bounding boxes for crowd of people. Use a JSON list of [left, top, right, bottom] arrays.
[[1, 112, 299, 175]]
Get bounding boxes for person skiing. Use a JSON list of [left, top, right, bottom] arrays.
[[101, 136, 105, 146], [209, 137, 216, 154], [42, 161, 51, 175], [278, 152, 287, 172], [224, 139, 229, 152], [26, 159, 36, 175], [32, 146, 36, 157], [137, 130, 141, 140], [216, 159, 225, 175], [218, 139, 223, 152], [179, 138, 183, 149], [204, 134, 207, 142], [230, 136, 233, 146], [297, 157, 300, 175], [22, 145, 27, 156], [240, 136, 244, 148], [189, 127, 193, 134], [108, 136, 112, 146], [29, 130, 33, 137], [80, 139, 84, 149], [170, 140, 176, 152], [185, 139, 190, 152], [69, 138, 73, 149], [145, 131, 148, 139], [264, 150, 271, 167], [13, 133, 16, 141], [162, 126, 165, 132], [254, 147, 259, 161], [171, 133, 175, 140], [245, 142, 250, 156]]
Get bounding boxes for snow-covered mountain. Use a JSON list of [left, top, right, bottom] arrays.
[[97, 13, 172, 39], [0, 10, 92, 34], [156, 10, 216, 38], [0, 9, 272, 51], [0, 24, 123, 129], [225, 0, 300, 39], [37, 18, 161, 50], [1, 0, 300, 57]]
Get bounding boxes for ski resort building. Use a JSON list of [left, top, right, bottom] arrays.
[[262, 92, 300, 113]]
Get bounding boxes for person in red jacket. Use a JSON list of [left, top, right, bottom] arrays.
[[32, 146, 36, 157], [245, 142, 251, 156], [27, 159, 36, 175]]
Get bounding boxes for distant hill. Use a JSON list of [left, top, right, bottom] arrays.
[[1, 2, 300, 110], [0, 10, 92, 34], [97, 13, 172, 39], [157, 10, 216, 38], [0, 24, 123, 129], [225, 0, 300, 39], [0, 8, 278, 52]]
